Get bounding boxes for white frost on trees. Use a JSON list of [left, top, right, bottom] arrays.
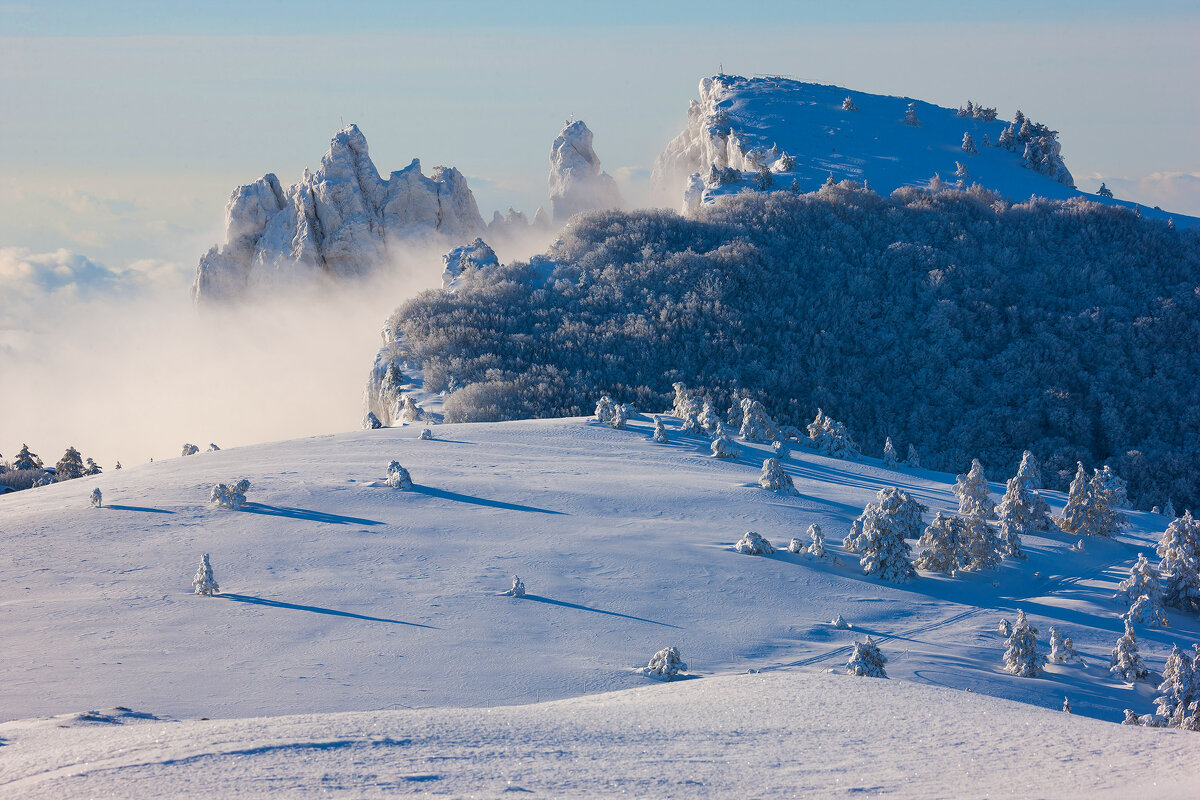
[[386, 461, 413, 490], [1157, 511, 1200, 614], [671, 382, 703, 420], [844, 487, 923, 583], [832, 614, 851, 629], [610, 403, 629, 430], [962, 132, 978, 154], [788, 537, 805, 554], [192, 554, 219, 596], [759, 457, 797, 494], [594, 395, 616, 424], [641, 646, 687, 681], [739, 398, 779, 443], [1154, 645, 1198, 726], [1048, 626, 1081, 664], [1002, 610, 1045, 677], [363, 411, 382, 430], [1058, 462, 1125, 538], [806, 409, 860, 459], [1062, 697, 1072, 714], [842, 96, 858, 112], [995, 471, 1052, 560], [419, 427, 433, 441], [652, 416, 669, 443], [397, 395, 424, 424], [697, 402, 721, 436], [1116, 553, 1169, 628], [961, 513, 1003, 572], [210, 479, 250, 510], [89, 488, 102, 508], [1109, 619, 1149, 683], [915, 512, 966, 575], [846, 636, 888, 677], [907, 444, 920, 468], [954, 459, 995, 518], [998, 618, 1013, 638], [734, 531, 775, 555], [181, 443, 199, 457], [1094, 465, 1129, 508], [1016, 450, 1042, 489], [806, 523, 827, 559], [504, 575, 526, 598], [883, 437, 898, 468], [710, 422, 738, 459], [772, 439, 789, 460]]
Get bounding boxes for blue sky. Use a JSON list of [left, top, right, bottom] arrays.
[[1, 1, 1197, 270]]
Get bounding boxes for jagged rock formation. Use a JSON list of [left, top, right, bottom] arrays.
[[548, 120, 620, 222], [193, 125, 484, 301]]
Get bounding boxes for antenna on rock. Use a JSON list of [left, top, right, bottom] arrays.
[[340, 115, 345, 129], [719, 62, 724, 75]]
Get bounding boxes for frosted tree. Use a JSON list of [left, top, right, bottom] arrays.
[[806, 409, 861, 459], [846, 636, 888, 678], [56, 447, 85, 480], [386, 461, 413, 490], [883, 437, 899, 468], [504, 575, 526, 598], [915, 512, 966, 575], [954, 161, 969, 180], [807, 523, 827, 559], [1057, 463, 1124, 538], [998, 618, 1012, 638], [419, 427, 433, 440], [652, 416, 669, 443], [1097, 182, 1114, 198], [739, 398, 779, 442], [907, 444, 919, 468], [1122, 709, 1142, 726], [89, 488, 103, 508], [13, 444, 41, 471], [961, 513, 1002, 571], [772, 439, 789, 459], [904, 103, 921, 127], [1154, 645, 1197, 725], [759, 457, 797, 494], [1157, 511, 1200, 613], [1003, 610, 1045, 677], [1049, 626, 1080, 664], [845, 487, 922, 582], [1116, 553, 1168, 628], [997, 472, 1053, 534], [832, 614, 850, 629], [181, 443, 199, 457], [697, 402, 720, 435], [363, 411, 382, 429], [610, 403, 629, 430], [788, 537, 805, 554], [1164, 499, 1176, 519], [671, 382, 702, 420], [1016, 450, 1042, 489], [842, 95, 858, 112], [84, 458, 102, 476], [192, 554, 219, 596], [210, 479, 250, 509], [642, 646, 687, 681], [962, 132, 978, 154], [953, 459, 995, 518], [734, 531, 775, 555], [710, 422, 738, 459], [595, 394, 616, 423], [1062, 697, 1072, 713], [397, 395, 423, 424], [208, 443, 220, 451], [1093, 465, 1129, 508], [1109, 619, 1149, 682]]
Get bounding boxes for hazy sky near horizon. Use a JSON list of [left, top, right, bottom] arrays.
[[1, 0, 1198, 272]]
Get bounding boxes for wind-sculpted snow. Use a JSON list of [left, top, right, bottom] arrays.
[[381, 185, 1200, 507], [193, 125, 484, 302], [549, 120, 620, 222]]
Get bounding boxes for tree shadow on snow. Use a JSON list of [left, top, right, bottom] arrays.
[[240, 503, 385, 526], [522, 595, 680, 628], [105, 505, 174, 514], [219, 594, 439, 628], [411, 485, 565, 515]]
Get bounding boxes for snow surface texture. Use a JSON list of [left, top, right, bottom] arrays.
[[548, 120, 620, 222], [1, 671, 1197, 799], [193, 125, 485, 302], [653, 74, 1195, 225]]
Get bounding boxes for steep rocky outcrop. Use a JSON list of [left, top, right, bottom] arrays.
[[548, 120, 620, 222]]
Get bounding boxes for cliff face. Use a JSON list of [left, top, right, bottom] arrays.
[[548, 120, 620, 223], [193, 125, 484, 302]]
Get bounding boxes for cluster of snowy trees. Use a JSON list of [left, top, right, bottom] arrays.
[[379, 186, 1199, 508], [0, 443, 105, 492], [994, 110, 1074, 186]]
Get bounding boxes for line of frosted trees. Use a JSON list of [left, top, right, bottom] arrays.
[[0, 443, 108, 491]]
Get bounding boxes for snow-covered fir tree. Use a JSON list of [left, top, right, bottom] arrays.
[[1154, 645, 1197, 725], [1003, 610, 1045, 677], [710, 421, 738, 459], [397, 395, 423, 424], [181, 443, 199, 457], [807, 523, 827, 559], [997, 471, 1053, 533], [210, 479, 250, 510], [89, 488, 102, 508], [505, 575, 526, 598], [1062, 697, 1072, 713], [1048, 626, 1080, 664], [1097, 182, 1114, 198], [739, 398, 779, 443], [788, 537, 805, 554], [1116, 553, 1169, 628], [915, 512, 966, 575], [734, 531, 775, 555], [1094, 465, 1129, 508], [907, 444, 919, 468], [960, 512, 1002, 571], [208, 443, 220, 451], [883, 437, 899, 468], [806, 409, 861, 459], [1164, 499, 1177, 519], [697, 402, 720, 435], [386, 461, 413, 490], [1157, 511, 1200, 613], [846, 636, 888, 677], [55, 447, 85, 480], [953, 459, 995, 518], [1122, 708, 1142, 726], [419, 427, 433, 440], [12, 444, 41, 471], [671, 382, 702, 420], [954, 161, 969, 180], [1016, 450, 1042, 489], [904, 103, 921, 127], [610, 403, 629, 430], [842, 95, 858, 112], [998, 618, 1013, 638], [192, 554, 219, 596], [1109, 619, 1149, 683], [652, 416, 668, 443], [832, 614, 850, 629], [759, 457, 796, 494], [962, 132, 978, 154], [845, 487, 922, 582], [84, 458, 101, 476], [772, 439, 789, 459], [363, 411, 382, 429], [1058, 463, 1124, 537], [642, 646, 687, 681]]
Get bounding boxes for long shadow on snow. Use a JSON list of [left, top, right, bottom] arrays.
[[220, 594, 439, 628], [523, 595, 680, 628], [412, 485, 565, 515], [106, 505, 174, 514], [241, 503, 385, 525]]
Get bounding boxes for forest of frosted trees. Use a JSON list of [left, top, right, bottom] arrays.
[[377, 181, 1200, 507]]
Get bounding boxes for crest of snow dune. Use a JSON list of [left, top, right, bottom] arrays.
[[193, 124, 484, 302], [548, 120, 621, 222]]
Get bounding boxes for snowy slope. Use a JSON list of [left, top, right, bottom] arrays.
[[654, 75, 1196, 225], [3, 670, 1199, 799], [2, 414, 1195, 731]]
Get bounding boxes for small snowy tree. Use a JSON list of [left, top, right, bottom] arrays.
[[842, 95, 858, 112], [759, 457, 796, 494], [419, 427, 433, 440], [806, 409, 861, 459], [181, 443, 199, 457], [807, 523, 827, 559], [209, 480, 249, 510], [504, 575, 526, 598], [610, 403, 629, 430], [772, 439, 789, 459], [954, 161, 969, 180], [1058, 463, 1125, 538], [1062, 697, 1072, 714], [192, 554, 219, 596], [998, 618, 1013, 638], [12, 444, 42, 471], [907, 444, 920, 468], [915, 512, 966, 575], [642, 646, 687, 681], [846, 636, 888, 677], [954, 459, 995, 518], [386, 461, 413, 490], [832, 614, 851, 629], [1154, 645, 1197, 724], [671, 382, 703, 420], [84, 458, 102, 476], [845, 487, 922, 582], [962, 132, 978, 154], [883, 437, 899, 468], [1048, 626, 1080, 664], [1116, 553, 1169, 628], [1109, 619, 1149, 683], [788, 537, 805, 554], [739, 398, 779, 443], [697, 402, 720, 435], [1122, 709, 1142, 726], [89, 488, 102, 508], [710, 422, 738, 459], [363, 411, 382, 429], [1157, 511, 1200, 613], [961, 513, 1002, 572], [397, 395, 423, 424], [1016, 450, 1042, 489], [56, 446, 85, 480], [651, 416, 669, 443], [1097, 182, 1114, 198], [1164, 499, 1176, 519], [1094, 465, 1129, 508], [595, 394, 616, 424], [734, 531, 775, 555], [904, 103, 921, 127], [1003, 610, 1046, 677]]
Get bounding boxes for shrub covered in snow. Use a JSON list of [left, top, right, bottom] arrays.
[[419, 427, 433, 440], [1117, 553, 1169, 628], [181, 443, 200, 457], [697, 402, 720, 435], [386, 461, 413, 490], [846, 636, 887, 677], [710, 423, 738, 459], [642, 646, 687, 681], [739, 398, 779, 443], [397, 395, 424, 424], [610, 403, 629, 430], [89, 488, 102, 508], [758, 457, 796, 494], [1154, 644, 1199, 726], [192, 554, 219, 596], [1003, 610, 1045, 677], [504, 575, 526, 598], [363, 411, 383, 430], [1109, 619, 1149, 683], [652, 416, 669, 443], [1048, 626, 1081, 665], [954, 459, 995, 518], [788, 537, 805, 554], [832, 614, 850, 629], [1157, 510, 1200, 614], [771, 439, 789, 459], [210, 480, 249, 510], [734, 531, 775, 555], [842, 95, 858, 112], [806, 409, 860, 459], [595, 395, 616, 424], [806, 523, 827, 559], [998, 618, 1013, 638], [670, 382, 702, 421]]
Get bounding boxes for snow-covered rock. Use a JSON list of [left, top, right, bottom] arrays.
[[193, 125, 485, 301], [548, 120, 620, 222], [441, 237, 499, 289]]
